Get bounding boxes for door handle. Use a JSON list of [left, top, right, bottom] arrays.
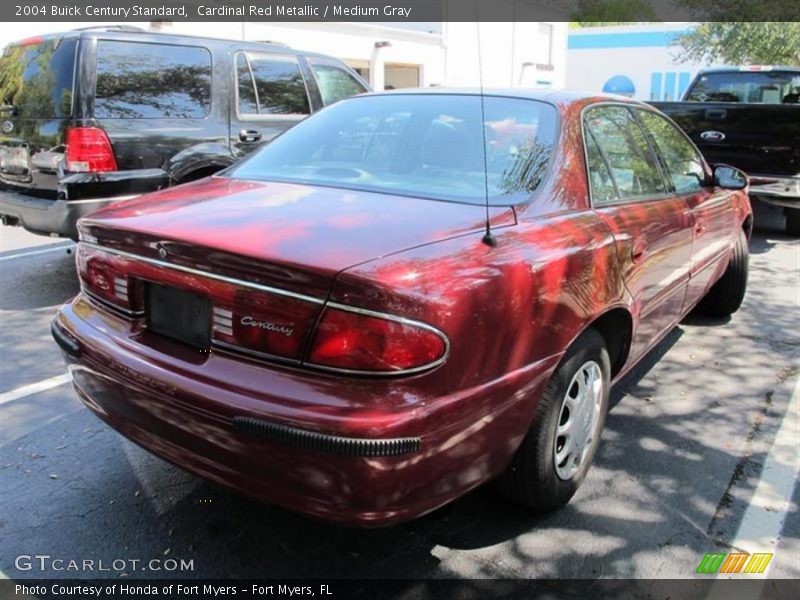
[[631, 239, 648, 264], [239, 129, 262, 143], [695, 219, 707, 235]]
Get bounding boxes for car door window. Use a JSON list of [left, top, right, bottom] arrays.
[[236, 53, 310, 116], [584, 105, 666, 201], [637, 110, 706, 194], [309, 60, 367, 106]]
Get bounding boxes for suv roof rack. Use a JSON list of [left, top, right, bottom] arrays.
[[253, 40, 291, 48], [72, 25, 147, 33]]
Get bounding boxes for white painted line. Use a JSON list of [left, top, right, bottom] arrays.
[[0, 243, 74, 262], [707, 375, 800, 588], [730, 375, 800, 574], [0, 373, 72, 405]]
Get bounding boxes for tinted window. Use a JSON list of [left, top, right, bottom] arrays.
[[686, 71, 800, 104], [584, 106, 666, 200], [0, 37, 77, 118], [242, 54, 309, 115], [638, 110, 705, 194], [309, 60, 367, 105], [236, 53, 258, 114], [95, 41, 211, 119], [229, 94, 557, 205], [584, 130, 618, 205]]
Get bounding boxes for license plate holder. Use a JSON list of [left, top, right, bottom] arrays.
[[146, 283, 211, 349]]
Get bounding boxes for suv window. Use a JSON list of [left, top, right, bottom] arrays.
[[309, 60, 367, 106], [584, 105, 666, 202], [95, 41, 211, 119], [236, 53, 310, 116], [638, 110, 706, 194], [0, 37, 77, 118]]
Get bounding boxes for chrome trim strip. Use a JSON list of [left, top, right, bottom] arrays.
[[212, 340, 301, 366], [82, 243, 450, 377], [81, 242, 325, 305], [66, 195, 140, 205], [83, 288, 145, 318]]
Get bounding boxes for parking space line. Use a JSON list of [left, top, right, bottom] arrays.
[[0, 373, 72, 405], [0, 243, 74, 262]]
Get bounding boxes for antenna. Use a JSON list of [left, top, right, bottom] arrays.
[[475, 3, 496, 247]]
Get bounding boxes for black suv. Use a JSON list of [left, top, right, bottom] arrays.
[[0, 27, 369, 239]]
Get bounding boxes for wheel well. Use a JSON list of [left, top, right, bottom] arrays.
[[742, 214, 753, 239], [588, 308, 633, 378], [176, 165, 226, 184]]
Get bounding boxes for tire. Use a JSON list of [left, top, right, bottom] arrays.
[[497, 328, 610, 511], [699, 228, 749, 318], [787, 208, 800, 237]]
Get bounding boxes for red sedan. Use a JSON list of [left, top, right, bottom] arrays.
[[52, 90, 752, 525]]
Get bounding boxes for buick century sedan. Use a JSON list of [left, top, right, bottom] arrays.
[[52, 90, 752, 525]]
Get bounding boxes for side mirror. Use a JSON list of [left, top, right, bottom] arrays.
[[713, 165, 747, 190]]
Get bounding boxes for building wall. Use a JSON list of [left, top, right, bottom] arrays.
[[567, 24, 710, 101]]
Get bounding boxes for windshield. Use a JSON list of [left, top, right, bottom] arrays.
[[686, 71, 800, 104], [228, 94, 558, 205], [0, 37, 77, 118]]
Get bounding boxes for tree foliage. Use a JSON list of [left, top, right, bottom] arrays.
[[673, 23, 800, 66], [570, 0, 656, 24]]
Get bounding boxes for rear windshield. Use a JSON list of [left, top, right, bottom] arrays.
[[0, 37, 77, 118], [686, 71, 800, 104], [228, 94, 558, 205]]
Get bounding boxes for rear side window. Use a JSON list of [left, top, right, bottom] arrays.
[[94, 41, 211, 119], [686, 71, 800, 104], [584, 131, 618, 205], [0, 37, 77, 118], [236, 53, 310, 116], [309, 60, 367, 106], [584, 105, 666, 201], [637, 110, 705, 194]]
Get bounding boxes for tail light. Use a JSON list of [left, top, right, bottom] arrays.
[[66, 127, 117, 172], [76, 246, 137, 313], [306, 307, 447, 374]]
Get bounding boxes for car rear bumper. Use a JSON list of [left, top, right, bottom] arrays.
[[0, 168, 169, 237], [0, 188, 136, 238], [748, 174, 800, 209], [53, 297, 559, 526]]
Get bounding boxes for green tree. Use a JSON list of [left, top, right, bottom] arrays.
[[570, 0, 656, 24], [673, 23, 800, 66]]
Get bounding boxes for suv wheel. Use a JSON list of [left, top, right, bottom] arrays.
[[498, 329, 610, 510]]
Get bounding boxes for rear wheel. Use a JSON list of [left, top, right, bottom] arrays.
[[699, 228, 749, 317], [786, 208, 800, 237], [498, 329, 610, 510]]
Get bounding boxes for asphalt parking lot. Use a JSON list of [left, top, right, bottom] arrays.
[[1, 203, 798, 582]]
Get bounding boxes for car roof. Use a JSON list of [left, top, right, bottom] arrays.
[[359, 87, 643, 107], [9, 27, 328, 58]]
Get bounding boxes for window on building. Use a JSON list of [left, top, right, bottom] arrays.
[[538, 23, 554, 66]]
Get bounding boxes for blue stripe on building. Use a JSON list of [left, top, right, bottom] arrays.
[[568, 31, 682, 50]]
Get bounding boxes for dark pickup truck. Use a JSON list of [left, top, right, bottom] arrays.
[[651, 66, 800, 235]]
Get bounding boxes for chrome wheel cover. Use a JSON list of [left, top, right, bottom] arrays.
[[554, 360, 604, 481]]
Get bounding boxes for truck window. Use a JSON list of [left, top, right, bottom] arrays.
[[95, 41, 211, 119], [308, 60, 367, 106], [238, 53, 310, 116], [685, 71, 800, 104]]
